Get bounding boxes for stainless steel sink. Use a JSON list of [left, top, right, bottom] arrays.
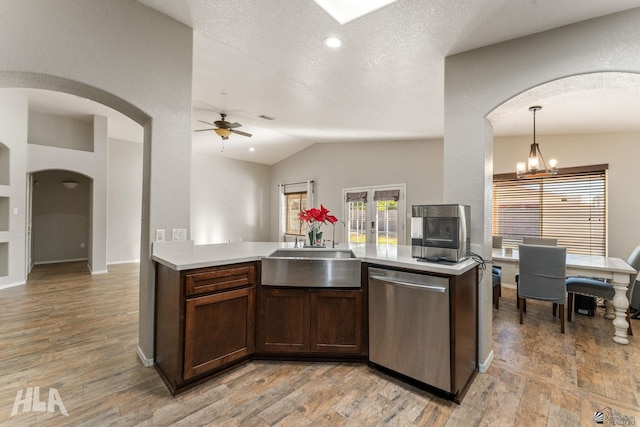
[[268, 248, 357, 259], [261, 248, 361, 288]]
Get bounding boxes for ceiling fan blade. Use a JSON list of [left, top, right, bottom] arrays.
[[226, 122, 242, 128], [230, 129, 252, 137], [195, 128, 215, 132], [198, 120, 216, 126]]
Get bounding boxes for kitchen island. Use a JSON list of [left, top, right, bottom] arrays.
[[152, 241, 477, 274], [152, 241, 479, 402]]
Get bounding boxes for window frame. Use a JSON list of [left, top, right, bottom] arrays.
[[493, 164, 608, 256], [284, 191, 307, 236]]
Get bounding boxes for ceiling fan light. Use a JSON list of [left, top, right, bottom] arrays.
[[214, 128, 232, 138]]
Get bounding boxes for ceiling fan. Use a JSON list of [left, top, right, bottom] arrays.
[[195, 113, 252, 140]]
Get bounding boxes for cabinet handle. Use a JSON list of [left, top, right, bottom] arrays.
[[369, 275, 446, 293]]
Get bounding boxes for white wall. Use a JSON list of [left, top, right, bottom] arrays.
[[270, 139, 444, 242], [0, 0, 193, 363], [444, 9, 640, 370], [495, 132, 640, 260], [191, 154, 271, 244], [0, 90, 28, 288], [29, 111, 93, 152], [108, 138, 143, 264]]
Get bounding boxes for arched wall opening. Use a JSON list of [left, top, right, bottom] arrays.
[[443, 8, 640, 372], [0, 1, 193, 366], [488, 71, 640, 261], [0, 75, 153, 360]]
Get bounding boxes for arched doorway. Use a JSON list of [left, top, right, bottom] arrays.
[[30, 170, 91, 270], [0, 75, 150, 285]]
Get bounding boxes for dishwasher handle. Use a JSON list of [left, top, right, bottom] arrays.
[[369, 275, 447, 293]]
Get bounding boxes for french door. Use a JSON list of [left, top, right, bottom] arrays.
[[342, 185, 405, 245]]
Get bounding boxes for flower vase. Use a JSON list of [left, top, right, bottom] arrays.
[[308, 229, 323, 247]]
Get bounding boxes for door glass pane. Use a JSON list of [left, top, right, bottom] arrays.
[[347, 201, 367, 244], [376, 200, 398, 244]]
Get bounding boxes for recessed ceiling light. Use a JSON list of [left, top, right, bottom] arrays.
[[313, 0, 398, 25], [249, 147, 255, 152], [324, 37, 342, 48]]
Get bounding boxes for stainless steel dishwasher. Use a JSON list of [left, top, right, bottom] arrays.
[[368, 267, 451, 392]]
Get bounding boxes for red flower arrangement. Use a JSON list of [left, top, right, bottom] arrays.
[[298, 204, 338, 226], [298, 205, 338, 246]]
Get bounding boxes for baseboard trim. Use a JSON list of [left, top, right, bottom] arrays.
[[33, 258, 88, 265], [479, 349, 494, 373], [137, 346, 154, 367], [107, 259, 140, 266], [0, 280, 26, 290]]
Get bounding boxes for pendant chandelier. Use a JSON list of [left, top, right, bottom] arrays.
[[516, 106, 558, 179]]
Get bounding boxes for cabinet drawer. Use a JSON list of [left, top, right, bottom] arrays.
[[185, 263, 255, 296]]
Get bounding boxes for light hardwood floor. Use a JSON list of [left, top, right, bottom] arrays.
[[0, 262, 639, 426]]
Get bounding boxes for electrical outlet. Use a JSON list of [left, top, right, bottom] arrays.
[[156, 229, 165, 242]]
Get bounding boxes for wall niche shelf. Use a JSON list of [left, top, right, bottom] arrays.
[[0, 143, 8, 186], [0, 242, 7, 277], [0, 196, 9, 233]]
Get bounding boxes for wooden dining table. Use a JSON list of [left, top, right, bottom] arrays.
[[492, 248, 637, 345]]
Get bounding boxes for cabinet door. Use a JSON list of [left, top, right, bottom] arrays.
[[257, 288, 310, 353], [183, 287, 255, 380], [310, 290, 363, 354]]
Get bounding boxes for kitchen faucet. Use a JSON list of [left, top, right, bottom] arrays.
[[332, 220, 346, 248]]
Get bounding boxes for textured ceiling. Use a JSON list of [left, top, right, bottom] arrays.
[[16, 1, 640, 165]]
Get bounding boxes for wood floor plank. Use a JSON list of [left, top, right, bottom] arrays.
[[1, 264, 639, 426]]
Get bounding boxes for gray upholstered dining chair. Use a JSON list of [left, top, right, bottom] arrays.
[[492, 236, 503, 308], [566, 244, 640, 335], [516, 237, 558, 311], [523, 237, 558, 246], [518, 244, 567, 333]]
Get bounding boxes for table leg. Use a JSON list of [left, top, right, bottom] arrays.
[[603, 299, 615, 320], [612, 277, 630, 345]]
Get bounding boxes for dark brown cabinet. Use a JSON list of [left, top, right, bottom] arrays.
[[183, 286, 254, 379], [257, 287, 365, 357], [155, 262, 256, 394], [154, 255, 476, 402], [257, 288, 310, 353], [310, 290, 363, 353]]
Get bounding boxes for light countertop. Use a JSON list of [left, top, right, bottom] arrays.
[[152, 241, 478, 276]]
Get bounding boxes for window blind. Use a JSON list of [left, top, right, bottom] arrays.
[[373, 189, 400, 201], [493, 165, 607, 256], [345, 191, 367, 203]]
